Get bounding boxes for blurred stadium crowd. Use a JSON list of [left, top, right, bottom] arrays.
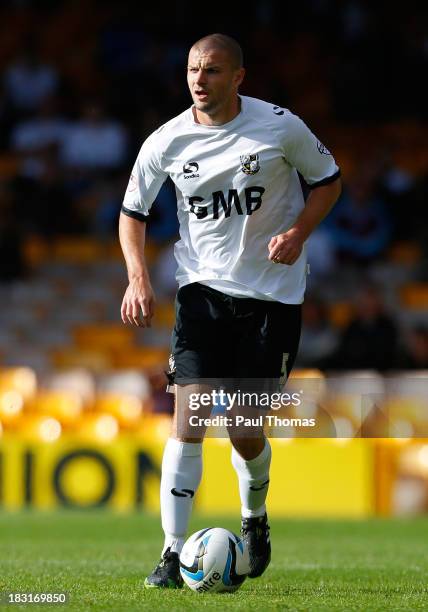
[[0, 0, 427, 428]]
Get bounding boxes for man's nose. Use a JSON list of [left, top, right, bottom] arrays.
[[195, 69, 206, 84]]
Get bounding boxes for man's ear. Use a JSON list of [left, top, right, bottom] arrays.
[[235, 67, 246, 88]]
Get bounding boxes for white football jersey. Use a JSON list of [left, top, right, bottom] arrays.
[[122, 96, 339, 304]]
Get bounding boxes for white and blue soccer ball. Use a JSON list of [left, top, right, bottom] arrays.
[[179, 527, 249, 593]]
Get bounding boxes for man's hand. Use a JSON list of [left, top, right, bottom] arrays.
[[121, 276, 156, 327], [268, 227, 304, 265]]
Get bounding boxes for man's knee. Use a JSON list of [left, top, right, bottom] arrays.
[[229, 435, 265, 460], [172, 384, 213, 441]]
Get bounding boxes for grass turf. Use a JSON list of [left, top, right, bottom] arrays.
[[0, 512, 427, 611]]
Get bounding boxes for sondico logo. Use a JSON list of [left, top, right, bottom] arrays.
[[171, 488, 195, 497], [183, 161, 199, 179]]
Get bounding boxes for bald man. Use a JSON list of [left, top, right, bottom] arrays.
[[120, 33, 341, 588]]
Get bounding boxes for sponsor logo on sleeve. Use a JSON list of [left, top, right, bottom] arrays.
[[128, 174, 137, 192], [316, 140, 331, 155]]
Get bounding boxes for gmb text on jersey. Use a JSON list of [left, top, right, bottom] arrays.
[[188, 186, 265, 220]]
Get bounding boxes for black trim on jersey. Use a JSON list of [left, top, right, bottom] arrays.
[[308, 169, 341, 189], [121, 205, 149, 222]]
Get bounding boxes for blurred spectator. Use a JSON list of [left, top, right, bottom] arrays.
[[0, 1, 426, 379], [0, 183, 26, 281], [306, 228, 335, 280], [61, 101, 128, 170], [10, 96, 69, 179], [152, 241, 178, 299], [12, 156, 84, 236], [296, 295, 338, 368], [3, 45, 59, 112], [398, 326, 428, 370], [329, 285, 398, 371], [323, 172, 392, 264], [378, 154, 421, 242]]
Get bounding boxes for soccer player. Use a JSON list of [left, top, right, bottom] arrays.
[[119, 33, 341, 588]]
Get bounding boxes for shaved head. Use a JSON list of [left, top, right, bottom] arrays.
[[191, 33, 243, 69]]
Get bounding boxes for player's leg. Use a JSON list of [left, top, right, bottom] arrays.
[[145, 383, 211, 589], [160, 383, 211, 555], [229, 300, 302, 578], [228, 412, 272, 579], [145, 283, 232, 588]]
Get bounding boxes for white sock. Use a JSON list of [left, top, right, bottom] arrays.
[[231, 439, 271, 519], [160, 438, 202, 555]]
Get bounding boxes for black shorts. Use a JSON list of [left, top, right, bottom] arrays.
[[169, 282, 301, 386]]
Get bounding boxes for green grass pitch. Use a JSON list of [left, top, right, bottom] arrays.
[[0, 512, 427, 611]]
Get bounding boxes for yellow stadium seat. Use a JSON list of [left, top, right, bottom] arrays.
[[0, 153, 19, 179], [52, 238, 105, 263], [51, 348, 112, 371], [15, 414, 62, 442], [290, 368, 325, 380], [106, 238, 161, 265], [400, 283, 428, 309], [43, 368, 96, 405], [93, 392, 148, 428], [135, 414, 172, 442], [154, 302, 176, 328], [73, 324, 135, 351], [328, 302, 353, 328], [112, 347, 170, 370], [22, 236, 51, 268], [388, 242, 422, 265], [76, 413, 119, 442], [0, 367, 37, 399], [28, 390, 84, 425], [0, 389, 25, 426]]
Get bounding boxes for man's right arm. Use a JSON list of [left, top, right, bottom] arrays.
[[119, 212, 155, 327]]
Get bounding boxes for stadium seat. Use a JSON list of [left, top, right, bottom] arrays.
[[0, 366, 37, 399], [72, 323, 135, 351], [328, 302, 354, 328], [52, 238, 105, 263], [76, 413, 119, 442], [326, 371, 386, 437], [153, 302, 175, 328], [16, 413, 62, 442], [400, 284, 428, 310], [28, 390, 84, 426], [388, 242, 422, 265], [97, 370, 151, 399], [0, 153, 19, 179], [0, 388, 25, 426], [93, 393, 146, 428], [112, 347, 170, 370], [51, 348, 112, 371], [41, 368, 96, 405], [135, 414, 172, 442], [22, 236, 51, 268], [106, 238, 162, 265]]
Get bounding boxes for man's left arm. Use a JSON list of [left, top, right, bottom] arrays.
[[268, 177, 341, 265]]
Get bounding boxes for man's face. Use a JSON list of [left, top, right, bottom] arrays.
[[187, 46, 244, 117]]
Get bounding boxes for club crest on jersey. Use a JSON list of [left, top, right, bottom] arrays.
[[240, 153, 260, 175]]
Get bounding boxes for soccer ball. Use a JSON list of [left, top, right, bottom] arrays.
[[179, 527, 249, 593]]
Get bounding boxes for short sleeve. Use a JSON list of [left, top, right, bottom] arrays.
[[280, 111, 340, 188], [122, 132, 168, 221]]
